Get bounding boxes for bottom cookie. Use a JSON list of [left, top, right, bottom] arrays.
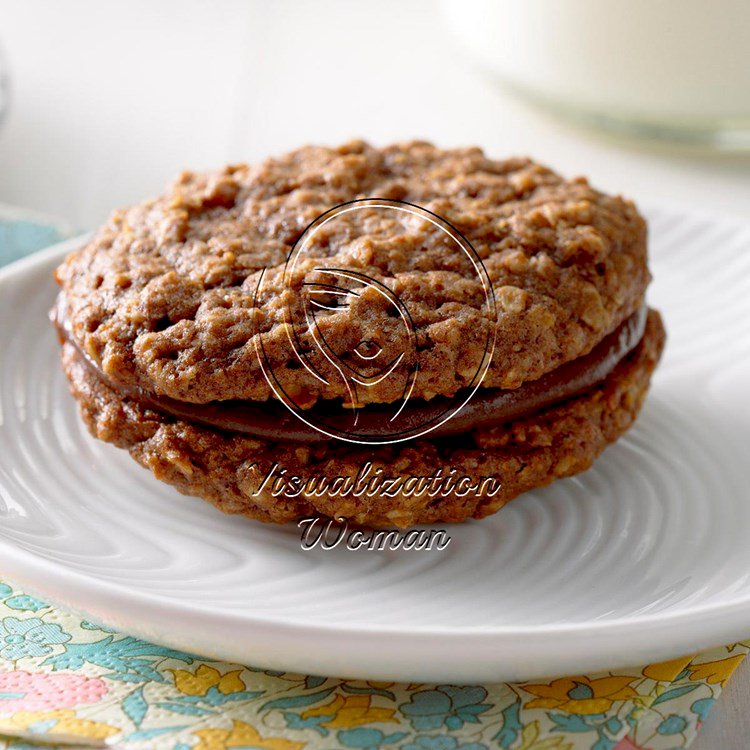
[[60, 310, 666, 528]]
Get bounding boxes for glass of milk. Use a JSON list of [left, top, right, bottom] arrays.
[[441, 0, 750, 150]]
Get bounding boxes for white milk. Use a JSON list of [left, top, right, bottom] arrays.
[[441, 0, 750, 125]]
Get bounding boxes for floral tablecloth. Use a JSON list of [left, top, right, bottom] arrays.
[[0, 577, 747, 750], [1, 210, 748, 750]]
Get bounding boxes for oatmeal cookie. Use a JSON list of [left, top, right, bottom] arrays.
[[55, 141, 648, 406], [53, 141, 664, 528]]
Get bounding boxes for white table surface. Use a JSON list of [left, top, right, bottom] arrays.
[[0, 1, 748, 744], [0, 0, 749, 229], [692, 659, 750, 750]]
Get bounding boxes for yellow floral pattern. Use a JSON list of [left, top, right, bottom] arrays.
[[0, 577, 746, 750], [170, 664, 247, 696], [641, 656, 693, 683], [522, 676, 639, 715], [193, 720, 306, 750], [301, 694, 398, 727], [686, 655, 745, 686]]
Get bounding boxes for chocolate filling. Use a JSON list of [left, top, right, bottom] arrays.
[[53, 295, 647, 444]]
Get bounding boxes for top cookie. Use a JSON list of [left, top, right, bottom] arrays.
[[55, 141, 649, 406]]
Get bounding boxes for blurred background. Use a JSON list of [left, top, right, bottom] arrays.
[[0, 0, 748, 230]]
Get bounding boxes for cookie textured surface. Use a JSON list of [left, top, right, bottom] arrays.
[[55, 140, 649, 406], [53, 141, 664, 528]]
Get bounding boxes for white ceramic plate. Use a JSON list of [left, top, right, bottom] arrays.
[[1, 207, 750, 683]]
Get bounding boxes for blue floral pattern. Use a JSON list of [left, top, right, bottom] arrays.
[[400, 687, 490, 731], [0, 616, 70, 660]]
